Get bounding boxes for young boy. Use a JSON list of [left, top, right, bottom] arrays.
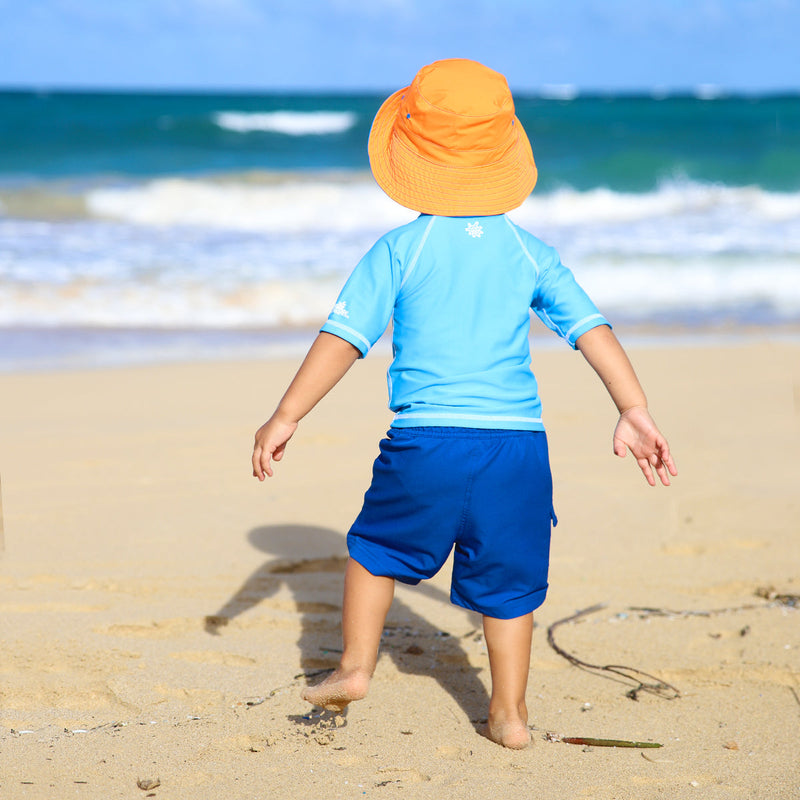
[[252, 59, 677, 750]]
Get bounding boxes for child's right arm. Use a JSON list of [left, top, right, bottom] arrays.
[[251, 332, 361, 480], [575, 324, 677, 487]]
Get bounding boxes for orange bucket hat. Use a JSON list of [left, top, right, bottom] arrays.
[[368, 58, 537, 216]]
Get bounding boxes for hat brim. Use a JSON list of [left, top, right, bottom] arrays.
[[368, 87, 538, 216]]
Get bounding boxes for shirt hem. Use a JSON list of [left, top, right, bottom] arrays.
[[391, 413, 545, 431]]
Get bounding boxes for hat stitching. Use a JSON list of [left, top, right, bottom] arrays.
[[391, 134, 528, 171]]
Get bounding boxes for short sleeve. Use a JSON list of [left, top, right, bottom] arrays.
[[320, 236, 399, 357], [531, 246, 610, 348]]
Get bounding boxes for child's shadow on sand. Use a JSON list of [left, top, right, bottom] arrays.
[[204, 524, 489, 728]]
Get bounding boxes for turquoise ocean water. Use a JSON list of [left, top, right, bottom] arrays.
[[1, 89, 799, 369]]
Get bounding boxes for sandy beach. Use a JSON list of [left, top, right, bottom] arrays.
[[1, 333, 798, 799]]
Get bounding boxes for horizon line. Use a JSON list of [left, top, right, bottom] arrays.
[[2, 82, 799, 99]]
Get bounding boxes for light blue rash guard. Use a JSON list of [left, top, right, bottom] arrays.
[[321, 214, 609, 431]]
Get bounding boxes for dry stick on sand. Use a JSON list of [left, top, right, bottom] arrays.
[[546, 604, 681, 701], [545, 731, 663, 748]]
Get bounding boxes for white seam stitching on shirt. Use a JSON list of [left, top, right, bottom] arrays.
[[536, 307, 565, 339], [399, 216, 436, 290], [505, 216, 540, 277]]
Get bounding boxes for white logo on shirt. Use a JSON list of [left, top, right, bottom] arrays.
[[332, 300, 349, 318], [465, 221, 484, 238]]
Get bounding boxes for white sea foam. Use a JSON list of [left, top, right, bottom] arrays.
[[86, 177, 415, 232], [84, 177, 800, 261], [538, 84, 579, 101], [86, 177, 800, 235], [213, 110, 357, 135], [574, 256, 800, 320], [514, 182, 800, 227], [3, 253, 797, 330], [694, 84, 725, 100], [0, 277, 342, 328], [3, 177, 799, 335]]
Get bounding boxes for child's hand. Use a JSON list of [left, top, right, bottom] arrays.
[[612, 406, 677, 487], [252, 415, 299, 480], [249, 332, 360, 481]]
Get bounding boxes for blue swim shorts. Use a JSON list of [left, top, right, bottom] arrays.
[[347, 427, 557, 620]]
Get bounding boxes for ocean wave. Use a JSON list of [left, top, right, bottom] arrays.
[[575, 255, 800, 321], [514, 182, 800, 226], [537, 84, 579, 101], [0, 276, 342, 329], [2, 255, 798, 330], [2, 218, 799, 331], [693, 84, 726, 100], [81, 177, 800, 254], [85, 176, 415, 232], [4, 176, 799, 333], [4, 91, 798, 191], [213, 110, 358, 135]]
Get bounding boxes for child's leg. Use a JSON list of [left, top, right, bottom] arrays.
[[302, 557, 394, 712], [482, 612, 533, 749]]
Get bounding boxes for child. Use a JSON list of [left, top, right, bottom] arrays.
[[252, 59, 677, 750]]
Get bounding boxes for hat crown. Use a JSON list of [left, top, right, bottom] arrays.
[[367, 58, 537, 216], [413, 59, 513, 117], [398, 59, 517, 165]]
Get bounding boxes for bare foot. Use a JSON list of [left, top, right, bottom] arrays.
[[485, 714, 532, 750], [301, 668, 370, 712]]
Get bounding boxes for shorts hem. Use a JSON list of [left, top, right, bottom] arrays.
[[450, 586, 548, 619], [348, 540, 424, 586]]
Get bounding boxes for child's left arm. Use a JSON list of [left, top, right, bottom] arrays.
[[576, 325, 678, 487]]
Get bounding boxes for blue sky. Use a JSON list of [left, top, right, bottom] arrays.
[[1, 0, 797, 93]]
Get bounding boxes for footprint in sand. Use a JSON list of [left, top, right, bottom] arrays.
[[1, 602, 107, 613], [375, 767, 431, 784], [170, 651, 256, 666], [436, 744, 472, 761], [99, 617, 202, 638]]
